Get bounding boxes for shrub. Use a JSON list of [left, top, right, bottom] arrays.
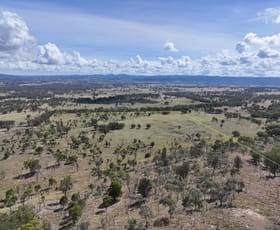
[[153, 217, 169, 227]]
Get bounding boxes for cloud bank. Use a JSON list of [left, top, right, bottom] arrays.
[[0, 10, 280, 76]]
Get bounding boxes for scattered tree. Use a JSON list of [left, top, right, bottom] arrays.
[[108, 180, 122, 201], [182, 187, 203, 210], [59, 176, 73, 196], [139, 205, 152, 228], [138, 178, 152, 198], [23, 159, 41, 176], [264, 148, 280, 177]]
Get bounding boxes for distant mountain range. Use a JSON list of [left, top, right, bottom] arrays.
[[0, 74, 280, 87]]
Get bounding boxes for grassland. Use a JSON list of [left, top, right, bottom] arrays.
[[0, 82, 279, 230]]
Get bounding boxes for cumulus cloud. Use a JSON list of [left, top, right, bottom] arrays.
[[239, 56, 252, 65], [70, 51, 91, 66], [257, 8, 280, 24], [36, 43, 66, 65], [135, 54, 144, 65], [177, 56, 191, 67], [243, 33, 280, 47], [36, 43, 91, 66], [0, 11, 35, 54], [2, 10, 280, 76], [0, 10, 93, 70], [164, 42, 179, 52], [257, 48, 280, 59], [235, 42, 248, 54]]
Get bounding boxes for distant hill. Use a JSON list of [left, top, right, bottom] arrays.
[[0, 74, 280, 87]]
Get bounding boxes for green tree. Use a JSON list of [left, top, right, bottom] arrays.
[[139, 205, 152, 228], [238, 136, 254, 145], [232, 131, 240, 138], [59, 195, 68, 209], [4, 188, 18, 208], [48, 177, 57, 188], [53, 151, 66, 165], [34, 184, 41, 194], [233, 155, 242, 171], [264, 148, 280, 177], [210, 179, 237, 207], [175, 161, 190, 180], [0, 205, 36, 230], [67, 155, 78, 164], [71, 193, 80, 202], [127, 218, 137, 230], [20, 219, 41, 230], [182, 187, 203, 210], [159, 195, 176, 219], [34, 146, 43, 155], [108, 180, 122, 201], [68, 203, 82, 223], [22, 186, 33, 204], [102, 194, 114, 208], [59, 176, 73, 196], [198, 175, 215, 200], [23, 159, 41, 175], [42, 220, 51, 230], [209, 183, 226, 206], [88, 184, 95, 194], [138, 178, 152, 198], [207, 153, 220, 175], [250, 151, 260, 165], [189, 145, 203, 158]]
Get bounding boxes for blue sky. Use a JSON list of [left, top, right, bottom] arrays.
[[1, 0, 280, 75]]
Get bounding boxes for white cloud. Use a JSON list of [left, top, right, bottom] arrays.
[[1, 10, 280, 76], [36, 43, 65, 65], [239, 56, 252, 65], [135, 54, 144, 65], [70, 51, 90, 66], [243, 33, 280, 46], [257, 8, 280, 24], [164, 42, 179, 52], [257, 48, 280, 59], [177, 56, 191, 67], [235, 42, 248, 53], [36, 43, 91, 66], [0, 11, 35, 54]]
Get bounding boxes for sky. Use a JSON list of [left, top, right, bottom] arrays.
[[1, 0, 280, 76]]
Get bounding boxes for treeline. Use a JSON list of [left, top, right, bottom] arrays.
[[265, 124, 280, 137], [0, 120, 15, 129], [46, 103, 214, 116], [28, 111, 55, 126], [165, 91, 251, 107], [75, 93, 159, 104], [165, 92, 211, 103], [98, 122, 125, 134], [250, 103, 280, 120]]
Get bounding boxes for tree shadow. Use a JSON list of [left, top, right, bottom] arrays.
[[128, 199, 145, 209], [47, 202, 60, 207], [265, 175, 279, 180], [13, 172, 35, 180], [45, 163, 60, 170], [95, 210, 105, 215], [54, 207, 64, 212], [98, 199, 119, 209], [59, 220, 73, 230]]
